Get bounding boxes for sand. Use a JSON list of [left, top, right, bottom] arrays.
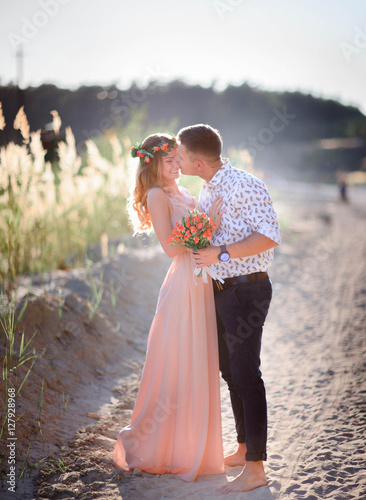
[[1, 182, 365, 500]]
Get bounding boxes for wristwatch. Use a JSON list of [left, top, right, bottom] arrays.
[[218, 245, 230, 262]]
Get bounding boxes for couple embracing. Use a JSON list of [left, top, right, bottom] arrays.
[[113, 124, 281, 494]]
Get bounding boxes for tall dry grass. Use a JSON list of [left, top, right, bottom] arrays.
[[0, 104, 132, 299]]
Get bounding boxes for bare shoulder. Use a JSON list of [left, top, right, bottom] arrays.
[[147, 187, 169, 209]]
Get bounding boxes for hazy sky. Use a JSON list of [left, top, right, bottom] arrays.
[[1, 0, 365, 113]]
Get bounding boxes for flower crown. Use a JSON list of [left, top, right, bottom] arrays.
[[130, 136, 178, 165]]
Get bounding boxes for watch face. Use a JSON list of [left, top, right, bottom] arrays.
[[220, 252, 230, 262]]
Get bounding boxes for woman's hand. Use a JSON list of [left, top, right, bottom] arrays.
[[208, 196, 225, 229]]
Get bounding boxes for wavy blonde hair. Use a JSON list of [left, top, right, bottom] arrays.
[[128, 133, 176, 234]]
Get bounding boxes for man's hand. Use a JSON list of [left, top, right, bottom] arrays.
[[191, 246, 220, 268]]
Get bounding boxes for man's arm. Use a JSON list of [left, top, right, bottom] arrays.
[[191, 233, 278, 267], [226, 232, 278, 257]]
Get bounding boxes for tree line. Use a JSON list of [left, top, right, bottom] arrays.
[[1, 80, 365, 180]]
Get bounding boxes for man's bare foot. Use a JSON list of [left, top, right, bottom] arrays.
[[217, 461, 267, 493], [224, 443, 247, 467]]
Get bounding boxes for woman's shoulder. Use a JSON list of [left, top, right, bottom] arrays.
[[147, 187, 170, 208], [147, 186, 167, 199]]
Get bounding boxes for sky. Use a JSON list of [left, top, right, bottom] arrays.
[[0, 0, 365, 113]]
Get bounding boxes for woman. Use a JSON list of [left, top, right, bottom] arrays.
[[113, 133, 225, 482]]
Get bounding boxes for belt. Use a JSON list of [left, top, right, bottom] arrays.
[[214, 272, 269, 292]]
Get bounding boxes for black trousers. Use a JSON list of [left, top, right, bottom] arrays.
[[214, 278, 272, 462]]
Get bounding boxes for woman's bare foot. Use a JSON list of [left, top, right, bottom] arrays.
[[224, 443, 247, 467], [217, 461, 267, 493]]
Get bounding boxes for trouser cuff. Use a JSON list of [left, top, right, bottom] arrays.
[[245, 452, 267, 462]]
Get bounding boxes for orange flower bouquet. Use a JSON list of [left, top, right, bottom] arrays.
[[167, 208, 224, 284]]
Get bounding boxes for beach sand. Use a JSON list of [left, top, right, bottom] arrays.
[[1, 182, 365, 500]]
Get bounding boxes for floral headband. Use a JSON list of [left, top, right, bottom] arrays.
[[130, 137, 178, 165]]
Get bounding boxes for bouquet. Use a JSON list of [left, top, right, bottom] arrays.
[[167, 208, 224, 284]]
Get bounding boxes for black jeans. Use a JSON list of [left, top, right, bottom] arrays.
[[214, 278, 272, 462]]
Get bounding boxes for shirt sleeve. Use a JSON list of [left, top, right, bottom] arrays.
[[240, 178, 281, 245]]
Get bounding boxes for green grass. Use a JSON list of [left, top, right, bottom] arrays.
[[0, 289, 40, 482], [87, 268, 104, 320]]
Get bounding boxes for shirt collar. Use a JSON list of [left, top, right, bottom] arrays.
[[205, 159, 232, 188]]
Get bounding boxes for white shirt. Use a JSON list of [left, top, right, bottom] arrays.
[[199, 160, 281, 280]]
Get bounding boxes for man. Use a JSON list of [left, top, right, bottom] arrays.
[[177, 124, 281, 493]]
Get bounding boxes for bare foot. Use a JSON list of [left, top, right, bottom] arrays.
[[217, 461, 267, 493], [224, 443, 247, 467]]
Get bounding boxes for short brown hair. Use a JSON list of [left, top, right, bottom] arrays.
[[177, 124, 222, 161]]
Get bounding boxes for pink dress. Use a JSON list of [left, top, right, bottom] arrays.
[[113, 187, 224, 482]]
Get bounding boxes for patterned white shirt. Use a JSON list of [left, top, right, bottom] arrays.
[[199, 160, 281, 280]]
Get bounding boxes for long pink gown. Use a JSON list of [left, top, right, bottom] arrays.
[[113, 187, 224, 482]]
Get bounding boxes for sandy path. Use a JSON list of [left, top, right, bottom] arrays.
[[2, 184, 365, 500], [103, 188, 366, 499]]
